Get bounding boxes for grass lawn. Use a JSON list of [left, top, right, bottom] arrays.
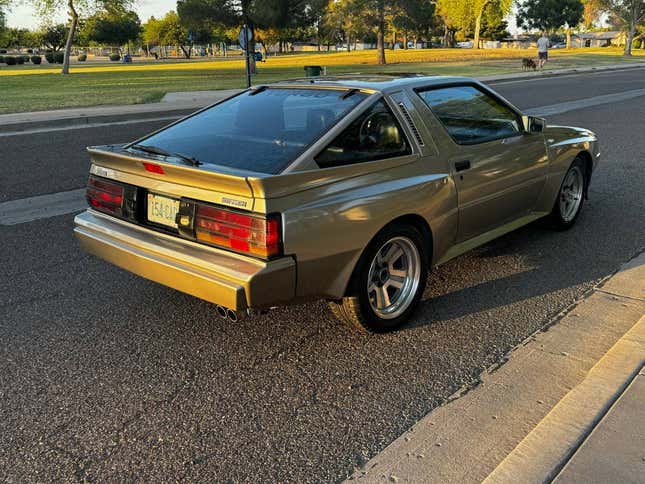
[[1, 47, 643, 114]]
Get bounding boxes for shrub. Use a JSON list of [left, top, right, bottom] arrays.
[[22, 55, 30, 63], [5, 56, 16, 65], [45, 52, 55, 63], [78, 53, 87, 61], [16, 56, 25, 64], [54, 51, 65, 63], [109, 53, 121, 61], [31, 55, 42, 64], [0, 55, 4, 64], [27, 49, 33, 54]]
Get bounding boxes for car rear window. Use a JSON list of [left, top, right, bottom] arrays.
[[131, 88, 368, 174]]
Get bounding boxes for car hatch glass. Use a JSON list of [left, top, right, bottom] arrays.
[[130, 88, 367, 174]]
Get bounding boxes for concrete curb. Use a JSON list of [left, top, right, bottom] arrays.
[[485, 314, 645, 483], [0, 105, 197, 134], [345, 250, 645, 483], [1, 62, 643, 134]]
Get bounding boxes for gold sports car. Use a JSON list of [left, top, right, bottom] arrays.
[[74, 75, 600, 332]]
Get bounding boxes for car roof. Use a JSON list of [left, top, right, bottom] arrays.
[[271, 74, 477, 93]]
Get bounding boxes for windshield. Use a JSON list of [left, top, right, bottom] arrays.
[[131, 88, 368, 174]]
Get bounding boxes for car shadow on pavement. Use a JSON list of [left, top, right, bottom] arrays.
[[407, 217, 609, 330]]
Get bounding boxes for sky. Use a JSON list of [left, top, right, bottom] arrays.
[[6, 0, 177, 29], [6, 0, 526, 34]]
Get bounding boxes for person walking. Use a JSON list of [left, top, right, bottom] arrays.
[[537, 32, 550, 69]]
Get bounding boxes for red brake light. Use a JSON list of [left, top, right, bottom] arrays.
[[86, 176, 124, 214], [143, 162, 164, 174], [194, 204, 282, 258]]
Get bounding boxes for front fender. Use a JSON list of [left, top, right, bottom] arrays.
[[534, 125, 600, 212]]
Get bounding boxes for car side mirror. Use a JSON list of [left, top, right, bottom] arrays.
[[522, 115, 546, 133]]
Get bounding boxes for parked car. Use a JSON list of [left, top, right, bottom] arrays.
[[74, 75, 599, 332]]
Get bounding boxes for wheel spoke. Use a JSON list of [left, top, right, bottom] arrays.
[[389, 268, 406, 278], [374, 286, 389, 309], [387, 275, 405, 290], [380, 287, 391, 307], [384, 244, 403, 265]]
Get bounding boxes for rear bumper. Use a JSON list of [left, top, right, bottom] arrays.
[[74, 210, 296, 310]]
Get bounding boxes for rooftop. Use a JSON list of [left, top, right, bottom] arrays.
[[273, 73, 474, 92]]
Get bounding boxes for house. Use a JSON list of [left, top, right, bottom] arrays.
[[571, 31, 626, 48]]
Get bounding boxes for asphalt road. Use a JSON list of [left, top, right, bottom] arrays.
[[1, 68, 644, 482]]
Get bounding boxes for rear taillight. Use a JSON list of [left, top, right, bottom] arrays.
[[87, 175, 124, 215], [194, 204, 282, 258]]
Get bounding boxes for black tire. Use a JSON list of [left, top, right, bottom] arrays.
[[549, 157, 587, 230], [329, 223, 428, 333]]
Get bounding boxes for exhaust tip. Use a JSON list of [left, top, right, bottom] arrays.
[[226, 309, 238, 322], [216, 305, 227, 319]]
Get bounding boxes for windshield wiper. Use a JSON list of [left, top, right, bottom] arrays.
[[174, 152, 203, 166], [130, 144, 202, 167], [130, 144, 172, 157]]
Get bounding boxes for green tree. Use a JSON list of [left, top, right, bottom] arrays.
[[82, 8, 141, 53], [601, 0, 644, 55], [143, 13, 194, 58], [39, 23, 69, 51], [436, 0, 512, 48], [392, 0, 435, 48], [29, 0, 133, 74], [0, 27, 40, 48], [583, 0, 605, 27], [323, 0, 366, 52], [436, 0, 468, 46], [472, 0, 512, 48], [517, 0, 584, 48]]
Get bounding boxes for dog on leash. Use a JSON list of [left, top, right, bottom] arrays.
[[522, 58, 537, 71]]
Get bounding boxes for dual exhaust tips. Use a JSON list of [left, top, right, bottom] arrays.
[[216, 305, 242, 322]]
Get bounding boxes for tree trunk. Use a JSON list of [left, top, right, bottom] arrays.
[[473, 0, 491, 50], [391, 30, 396, 50], [443, 24, 450, 48], [180, 44, 192, 59], [377, 5, 386, 64], [403, 33, 408, 49], [566, 27, 572, 49], [61, 0, 78, 75], [624, 14, 635, 56], [473, 13, 482, 49]]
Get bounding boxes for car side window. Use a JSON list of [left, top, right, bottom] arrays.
[[416, 85, 522, 145], [315, 99, 411, 168]]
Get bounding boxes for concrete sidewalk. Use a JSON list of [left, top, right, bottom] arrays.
[[347, 251, 645, 483], [554, 368, 645, 483], [1, 62, 644, 134]]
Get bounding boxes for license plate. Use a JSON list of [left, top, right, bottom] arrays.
[[147, 193, 180, 228]]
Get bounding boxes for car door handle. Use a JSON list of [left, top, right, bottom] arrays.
[[455, 160, 471, 172]]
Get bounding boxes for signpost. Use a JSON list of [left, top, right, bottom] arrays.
[[238, 25, 253, 88]]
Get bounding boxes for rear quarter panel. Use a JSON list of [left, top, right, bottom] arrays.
[[251, 156, 457, 300]]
